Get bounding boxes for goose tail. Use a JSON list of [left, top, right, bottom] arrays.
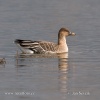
[[14, 39, 23, 44]]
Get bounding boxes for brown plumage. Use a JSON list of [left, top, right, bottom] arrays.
[[14, 28, 75, 54]]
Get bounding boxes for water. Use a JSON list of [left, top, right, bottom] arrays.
[[0, 0, 100, 100]]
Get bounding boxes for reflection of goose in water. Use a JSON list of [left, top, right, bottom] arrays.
[[58, 53, 68, 72], [14, 28, 75, 54], [58, 53, 69, 98], [15, 53, 68, 67], [15, 52, 69, 99]]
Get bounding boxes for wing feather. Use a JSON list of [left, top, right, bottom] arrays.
[[39, 41, 57, 52], [15, 39, 57, 54]]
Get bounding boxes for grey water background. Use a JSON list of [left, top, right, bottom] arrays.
[[0, 0, 100, 100]]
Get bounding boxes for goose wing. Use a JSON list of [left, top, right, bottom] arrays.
[[39, 41, 57, 52], [15, 39, 57, 54]]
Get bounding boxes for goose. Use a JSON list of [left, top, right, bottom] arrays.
[[14, 28, 75, 54]]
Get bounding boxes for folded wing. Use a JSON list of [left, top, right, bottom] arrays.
[[15, 39, 57, 54]]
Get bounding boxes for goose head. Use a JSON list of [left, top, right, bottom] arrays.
[[58, 28, 75, 37]]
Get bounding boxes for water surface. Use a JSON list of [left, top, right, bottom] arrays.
[[0, 0, 100, 100]]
